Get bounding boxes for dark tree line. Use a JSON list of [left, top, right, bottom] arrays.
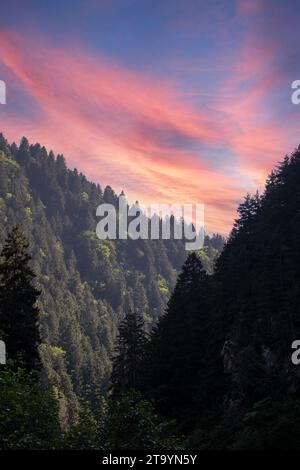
[[0, 133, 223, 422], [0, 227, 181, 449], [111, 310, 148, 395], [0, 225, 41, 372], [111, 146, 300, 449]]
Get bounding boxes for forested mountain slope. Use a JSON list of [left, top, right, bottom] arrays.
[[142, 146, 300, 449], [0, 133, 223, 423]]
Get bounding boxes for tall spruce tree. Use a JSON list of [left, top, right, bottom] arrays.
[[144, 253, 214, 427], [111, 311, 147, 396], [0, 226, 41, 371], [0, 132, 224, 423]]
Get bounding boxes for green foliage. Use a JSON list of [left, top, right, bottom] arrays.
[[61, 392, 183, 450], [0, 132, 223, 426], [0, 226, 41, 371], [232, 398, 300, 450], [111, 311, 148, 396], [60, 404, 101, 449], [81, 191, 89, 202], [194, 398, 300, 450], [143, 146, 300, 449], [143, 253, 223, 430], [157, 274, 169, 294], [0, 368, 60, 449], [0, 150, 20, 170], [100, 391, 183, 450]]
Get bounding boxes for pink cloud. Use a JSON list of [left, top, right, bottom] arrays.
[[236, 0, 264, 16], [0, 24, 297, 235]]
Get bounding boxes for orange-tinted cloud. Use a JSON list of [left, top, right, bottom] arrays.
[[0, 23, 296, 235]]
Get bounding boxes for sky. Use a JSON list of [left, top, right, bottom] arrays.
[[0, 0, 300, 234]]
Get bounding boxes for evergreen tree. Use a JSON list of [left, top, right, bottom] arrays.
[[144, 253, 213, 428], [0, 132, 223, 421], [0, 226, 41, 371], [0, 368, 60, 449], [111, 311, 147, 396], [100, 391, 182, 450]]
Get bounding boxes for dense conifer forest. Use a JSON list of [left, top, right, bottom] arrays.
[[0, 133, 222, 437], [139, 146, 300, 449], [2, 132, 300, 449]]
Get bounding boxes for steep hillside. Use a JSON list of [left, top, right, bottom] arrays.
[[0, 133, 223, 423], [143, 146, 300, 449]]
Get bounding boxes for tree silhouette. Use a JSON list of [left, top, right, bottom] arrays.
[[111, 311, 147, 396], [0, 226, 41, 371], [144, 253, 216, 428]]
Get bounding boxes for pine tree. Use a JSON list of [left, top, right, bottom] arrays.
[[0, 226, 41, 371], [143, 253, 213, 427], [111, 311, 147, 396], [0, 132, 223, 421]]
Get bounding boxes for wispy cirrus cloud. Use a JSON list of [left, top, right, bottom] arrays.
[[0, 0, 299, 235], [0, 28, 246, 233]]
